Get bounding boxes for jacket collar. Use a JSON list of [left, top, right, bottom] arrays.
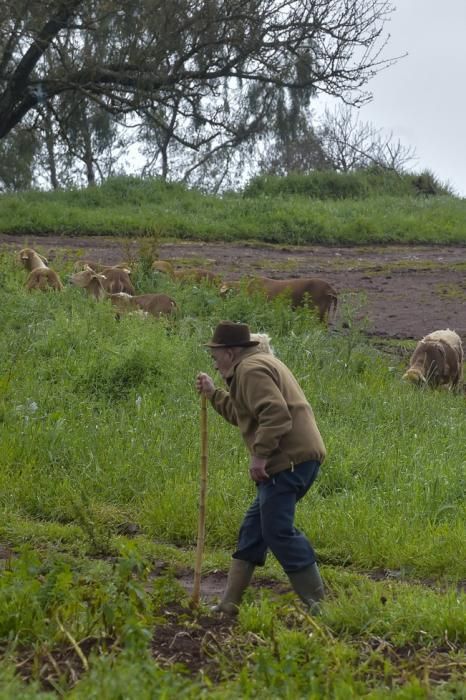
[[225, 346, 262, 382]]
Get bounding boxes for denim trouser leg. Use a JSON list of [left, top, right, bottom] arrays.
[[232, 460, 320, 573]]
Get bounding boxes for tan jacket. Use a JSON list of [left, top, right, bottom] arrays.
[[210, 347, 326, 475]]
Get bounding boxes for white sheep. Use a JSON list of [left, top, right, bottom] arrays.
[[70, 269, 177, 318], [71, 265, 134, 296], [18, 247, 64, 291], [250, 332, 274, 355], [18, 248, 48, 271], [403, 329, 463, 389]]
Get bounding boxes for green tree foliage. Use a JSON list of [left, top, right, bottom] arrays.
[[0, 127, 38, 191], [0, 1, 396, 188]]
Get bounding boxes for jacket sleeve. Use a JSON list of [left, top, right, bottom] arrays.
[[241, 367, 292, 457], [210, 388, 238, 426]]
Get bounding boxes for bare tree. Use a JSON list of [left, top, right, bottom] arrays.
[[138, 79, 280, 189], [0, 0, 397, 150], [318, 104, 416, 172]]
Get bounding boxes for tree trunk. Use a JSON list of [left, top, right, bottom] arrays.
[[82, 108, 96, 186], [44, 107, 59, 190]]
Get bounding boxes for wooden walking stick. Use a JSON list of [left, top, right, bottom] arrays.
[[192, 393, 208, 606]]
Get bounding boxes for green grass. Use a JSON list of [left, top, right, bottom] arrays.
[[0, 175, 465, 244], [0, 541, 464, 698], [243, 169, 453, 199], [0, 251, 465, 697]]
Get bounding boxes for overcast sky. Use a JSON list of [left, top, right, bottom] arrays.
[[334, 1, 466, 197]]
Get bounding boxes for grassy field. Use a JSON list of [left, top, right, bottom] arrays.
[[0, 175, 466, 245], [0, 251, 464, 698]]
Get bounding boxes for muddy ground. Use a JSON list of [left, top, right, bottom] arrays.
[[2, 544, 464, 687], [2, 234, 466, 342]]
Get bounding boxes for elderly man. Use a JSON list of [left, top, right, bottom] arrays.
[[196, 320, 326, 614]]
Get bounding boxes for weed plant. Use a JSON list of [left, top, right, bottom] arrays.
[[0, 251, 465, 697]]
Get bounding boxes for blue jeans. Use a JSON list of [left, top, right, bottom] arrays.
[[232, 459, 320, 573]]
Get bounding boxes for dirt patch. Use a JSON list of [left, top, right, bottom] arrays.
[[2, 233, 466, 341], [174, 567, 290, 601], [151, 587, 466, 684], [0, 544, 16, 570], [151, 602, 235, 678], [14, 636, 115, 691], [173, 565, 465, 602], [360, 638, 466, 686], [363, 568, 466, 594], [149, 567, 290, 677], [0, 544, 14, 560], [6, 557, 465, 688]]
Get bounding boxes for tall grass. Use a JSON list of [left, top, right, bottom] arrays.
[[1, 253, 464, 580], [243, 169, 453, 199], [0, 175, 465, 244], [1, 251, 465, 698]]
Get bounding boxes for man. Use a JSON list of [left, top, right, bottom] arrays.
[[196, 320, 326, 614]]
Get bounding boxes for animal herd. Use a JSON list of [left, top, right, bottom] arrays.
[[15, 246, 465, 392]]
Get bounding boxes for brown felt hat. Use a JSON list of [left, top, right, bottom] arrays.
[[204, 321, 260, 348]]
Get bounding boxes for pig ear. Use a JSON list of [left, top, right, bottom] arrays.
[[39, 253, 48, 263]]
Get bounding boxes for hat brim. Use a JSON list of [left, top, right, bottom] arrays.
[[204, 340, 260, 348]]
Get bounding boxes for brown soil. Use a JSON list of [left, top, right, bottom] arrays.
[[175, 567, 290, 600], [151, 602, 235, 678], [3, 546, 464, 687], [3, 233, 466, 341], [150, 571, 466, 683]]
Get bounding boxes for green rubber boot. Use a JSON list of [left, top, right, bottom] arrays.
[[287, 563, 325, 614], [212, 559, 255, 615]]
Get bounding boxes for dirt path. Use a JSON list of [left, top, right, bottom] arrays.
[[2, 233, 466, 341]]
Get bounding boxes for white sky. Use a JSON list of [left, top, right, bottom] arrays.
[[323, 0, 466, 197]]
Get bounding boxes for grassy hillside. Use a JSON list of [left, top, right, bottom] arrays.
[[0, 174, 465, 245], [0, 251, 464, 697]]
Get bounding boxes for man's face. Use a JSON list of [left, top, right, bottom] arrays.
[[209, 347, 236, 380]]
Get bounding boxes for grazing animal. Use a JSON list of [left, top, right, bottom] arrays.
[[174, 268, 221, 285], [101, 267, 135, 295], [109, 292, 177, 318], [26, 267, 64, 291], [71, 265, 134, 296], [403, 329, 464, 389], [152, 260, 175, 277], [250, 333, 274, 355], [74, 260, 131, 273], [70, 268, 107, 299], [18, 247, 63, 291], [18, 248, 48, 271], [70, 269, 177, 318], [222, 276, 338, 323]]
